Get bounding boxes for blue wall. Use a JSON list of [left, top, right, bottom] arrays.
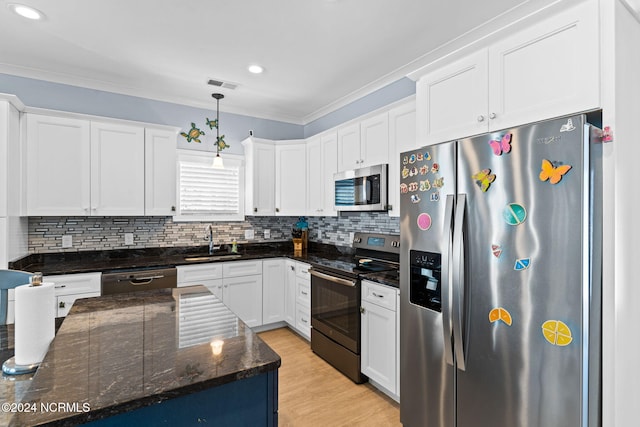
[[304, 77, 416, 138], [0, 72, 416, 153]]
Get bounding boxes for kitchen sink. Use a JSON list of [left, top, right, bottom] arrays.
[[183, 254, 242, 262]]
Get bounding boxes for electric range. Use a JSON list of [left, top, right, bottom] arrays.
[[309, 232, 399, 383]]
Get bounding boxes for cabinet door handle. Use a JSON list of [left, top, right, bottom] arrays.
[[54, 285, 66, 289], [360, 306, 365, 314], [372, 292, 384, 299], [477, 115, 485, 122], [254, 207, 258, 212], [489, 112, 497, 119], [290, 266, 295, 271], [276, 208, 280, 213], [59, 301, 66, 308], [301, 291, 308, 296]]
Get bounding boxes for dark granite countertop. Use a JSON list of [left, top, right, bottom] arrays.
[[0, 286, 281, 426], [361, 270, 400, 288], [9, 241, 355, 276]]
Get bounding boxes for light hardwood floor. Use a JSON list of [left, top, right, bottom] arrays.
[[258, 328, 401, 427]]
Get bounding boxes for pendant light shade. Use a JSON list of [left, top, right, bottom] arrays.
[[212, 153, 224, 169], [211, 93, 225, 169]]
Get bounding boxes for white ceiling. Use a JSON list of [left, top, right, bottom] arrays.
[[0, 0, 529, 124]]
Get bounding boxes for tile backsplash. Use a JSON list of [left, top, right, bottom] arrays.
[[28, 213, 400, 253]]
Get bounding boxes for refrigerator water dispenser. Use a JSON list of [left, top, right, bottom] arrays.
[[409, 250, 441, 312]]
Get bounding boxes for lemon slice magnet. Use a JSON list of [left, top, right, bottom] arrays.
[[489, 307, 512, 326], [541, 320, 573, 346]]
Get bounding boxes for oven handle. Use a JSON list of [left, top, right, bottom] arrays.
[[309, 269, 357, 287]]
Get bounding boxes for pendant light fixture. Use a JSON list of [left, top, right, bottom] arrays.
[[211, 93, 225, 169]]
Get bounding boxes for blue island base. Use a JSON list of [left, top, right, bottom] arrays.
[[87, 371, 278, 427]]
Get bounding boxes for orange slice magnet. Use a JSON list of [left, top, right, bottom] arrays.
[[488, 307, 512, 326], [541, 320, 573, 346]]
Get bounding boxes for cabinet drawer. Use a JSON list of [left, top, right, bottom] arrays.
[[45, 272, 101, 296], [296, 305, 311, 339], [177, 263, 223, 285], [362, 280, 397, 311], [296, 280, 310, 307], [295, 262, 311, 280], [57, 292, 100, 317], [223, 260, 262, 278]]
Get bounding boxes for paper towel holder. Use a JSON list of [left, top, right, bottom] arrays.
[[1, 270, 39, 376], [2, 357, 39, 375]]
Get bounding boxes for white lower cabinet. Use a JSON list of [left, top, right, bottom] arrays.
[[294, 262, 311, 339], [222, 275, 262, 328], [49, 273, 102, 318], [284, 260, 297, 326], [283, 260, 311, 340], [263, 258, 285, 325], [7, 272, 101, 323], [177, 260, 263, 328], [361, 280, 399, 401]]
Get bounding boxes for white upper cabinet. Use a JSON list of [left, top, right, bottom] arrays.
[[417, 50, 488, 144], [91, 122, 145, 216], [243, 137, 276, 216], [306, 130, 337, 217], [26, 114, 91, 215], [359, 112, 389, 167], [387, 100, 416, 217], [26, 112, 178, 216], [487, 0, 599, 131], [337, 112, 389, 172], [417, 0, 599, 143], [337, 122, 361, 172], [145, 128, 177, 216], [275, 141, 306, 216]]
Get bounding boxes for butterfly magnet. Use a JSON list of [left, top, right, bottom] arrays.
[[491, 244, 502, 258], [489, 133, 512, 156], [514, 258, 531, 271], [472, 169, 496, 192], [539, 159, 572, 184]]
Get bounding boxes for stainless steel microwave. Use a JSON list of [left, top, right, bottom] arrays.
[[333, 164, 388, 212]]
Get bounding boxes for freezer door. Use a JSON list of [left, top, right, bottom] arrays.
[[399, 142, 456, 427], [454, 115, 595, 426]]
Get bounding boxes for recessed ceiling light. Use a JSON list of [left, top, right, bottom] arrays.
[[8, 3, 45, 20], [248, 65, 264, 74]]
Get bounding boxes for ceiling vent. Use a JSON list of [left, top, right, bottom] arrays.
[[207, 79, 238, 90]]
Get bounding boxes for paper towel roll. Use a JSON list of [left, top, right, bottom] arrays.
[[14, 282, 55, 366]]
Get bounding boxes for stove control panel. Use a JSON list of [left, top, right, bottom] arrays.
[[353, 232, 400, 254]]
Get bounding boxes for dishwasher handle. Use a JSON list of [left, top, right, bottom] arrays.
[[123, 275, 166, 285], [101, 268, 177, 295]]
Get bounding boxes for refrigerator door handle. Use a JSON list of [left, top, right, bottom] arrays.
[[441, 194, 455, 366], [452, 193, 467, 371]]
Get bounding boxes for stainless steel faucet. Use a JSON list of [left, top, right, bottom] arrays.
[[206, 224, 214, 254]]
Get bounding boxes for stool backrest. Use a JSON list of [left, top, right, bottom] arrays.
[[0, 270, 33, 324]]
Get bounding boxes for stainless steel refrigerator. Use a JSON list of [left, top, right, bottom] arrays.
[[399, 114, 602, 427]]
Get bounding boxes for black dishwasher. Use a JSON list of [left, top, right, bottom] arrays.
[[101, 267, 177, 295]]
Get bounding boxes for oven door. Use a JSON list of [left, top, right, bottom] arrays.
[[310, 268, 360, 353]]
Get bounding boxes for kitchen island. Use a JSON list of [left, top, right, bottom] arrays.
[[0, 286, 281, 426]]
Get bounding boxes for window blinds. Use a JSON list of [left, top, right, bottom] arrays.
[[178, 160, 240, 215], [178, 292, 239, 348]]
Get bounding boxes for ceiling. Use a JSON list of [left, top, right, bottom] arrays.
[[0, 0, 529, 124]]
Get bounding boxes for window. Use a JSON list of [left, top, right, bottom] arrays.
[[175, 149, 245, 221]]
